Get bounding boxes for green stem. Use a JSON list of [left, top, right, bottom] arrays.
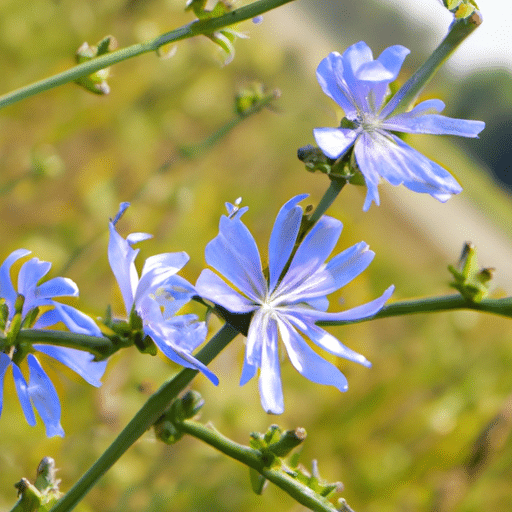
[[17, 329, 115, 359], [179, 420, 338, 512], [385, 12, 482, 116], [308, 179, 345, 226], [318, 294, 512, 327], [177, 91, 279, 160], [16, 293, 512, 358], [49, 323, 238, 512], [0, 0, 295, 111]]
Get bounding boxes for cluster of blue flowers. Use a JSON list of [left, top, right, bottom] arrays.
[[196, 195, 394, 414], [0, 249, 106, 437], [108, 202, 218, 386], [0, 42, 484, 436], [314, 41, 484, 210]]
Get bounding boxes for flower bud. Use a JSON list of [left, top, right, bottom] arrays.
[[74, 36, 117, 95], [180, 390, 205, 418], [448, 242, 494, 302]]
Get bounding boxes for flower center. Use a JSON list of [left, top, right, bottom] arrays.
[[357, 109, 381, 132], [261, 300, 275, 313], [261, 294, 282, 320]]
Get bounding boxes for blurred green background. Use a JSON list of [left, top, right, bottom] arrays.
[[1, 0, 512, 511]]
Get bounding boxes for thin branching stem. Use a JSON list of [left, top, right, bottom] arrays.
[[0, 0, 296, 110], [49, 324, 238, 512], [180, 420, 339, 512]]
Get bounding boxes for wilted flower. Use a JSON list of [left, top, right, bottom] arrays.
[[313, 41, 485, 210], [108, 203, 218, 385], [196, 195, 394, 414], [0, 249, 106, 437]]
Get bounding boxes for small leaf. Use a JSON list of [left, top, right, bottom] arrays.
[[249, 468, 268, 495], [0, 300, 9, 330], [96, 35, 117, 56]]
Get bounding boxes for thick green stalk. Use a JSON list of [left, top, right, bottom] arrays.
[[0, 0, 296, 110], [385, 12, 482, 116], [180, 420, 338, 512], [49, 323, 238, 512], [16, 294, 512, 357], [308, 179, 345, 226], [318, 294, 512, 327], [17, 329, 115, 359]]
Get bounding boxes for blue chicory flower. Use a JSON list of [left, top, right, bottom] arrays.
[[196, 195, 394, 414], [108, 203, 218, 385], [313, 41, 485, 211], [0, 249, 106, 437]]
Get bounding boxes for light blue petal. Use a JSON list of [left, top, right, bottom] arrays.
[[26, 355, 65, 437], [225, 199, 249, 219], [154, 275, 197, 318], [245, 309, 270, 369], [17, 258, 51, 297], [162, 314, 208, 353], [33, 345, 107, 387], [300, 285, 394, 322], [355, 131, 462, 207], [385, 114, 485, 137], [34, 303, 103, 336], [277, 242, 374, 304], [375, 45, 410, 81], [341, 41, 378, 111], [111, 202, 130, 225], [18, 258, 53, 314], [277, 317, 349, 392], [324, 242, 375, 290], [356, 59, 395, 82], [36, 277, 79, 299], [0, 249, 31, 315], [288, 314, 371, 367], [274, 267, 334, 304], [137, 293, 165, 326], [172, 347, 218, 386], [342, 41, 374, 86], [145, 324, 218, 385], [31, 308, 60, 329], [291, 214, 343, 273], [55, 303, 103, 336], [268, 194, 307, 292], [196, 269, 257, 313], [108, 221, 139, 314], [205, 215, 267, 302], [316, 52, 358, 117], [383, 99, 485, 137], [12, 361, 36, 426], [0, 353, 12, 419], [126, 232, 153, 245], [135, 252, 189, 305], [304, 296, 329, 311], [139, 295, 207, 353], [313, 127, 359, 159], [352, 134, 383, 212], [240, 357, 257, 386], [385, 134, 463, 199], [276, 215, 342, 299], [367, 45, 410, 111], [361, 166, 381, 211], [141, 252, 189, 278], [383, 98, 446, 120], [257, 314, 283, 414]]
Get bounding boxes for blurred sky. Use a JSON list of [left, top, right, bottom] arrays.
[[381, 0, 512, 74]]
